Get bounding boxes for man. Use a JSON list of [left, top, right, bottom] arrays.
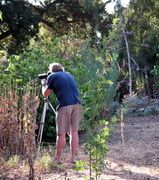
[[41, 63, 83, 163]]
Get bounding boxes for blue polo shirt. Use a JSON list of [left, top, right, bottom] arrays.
[[46, 71, 82, 109]]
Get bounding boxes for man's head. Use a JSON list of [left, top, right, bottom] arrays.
[[49, 63, 64, 73]]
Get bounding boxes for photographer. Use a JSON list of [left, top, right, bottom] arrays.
[[41, 63, 83, 163]]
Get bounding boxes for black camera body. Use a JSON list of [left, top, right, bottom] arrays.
[[38, 72, 51, 79]]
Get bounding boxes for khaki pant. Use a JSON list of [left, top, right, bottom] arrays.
[[56, 104, 84, 135]]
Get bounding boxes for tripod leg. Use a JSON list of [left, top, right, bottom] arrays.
[[48, 102, 57, 115], [37, 101, 48, 144]]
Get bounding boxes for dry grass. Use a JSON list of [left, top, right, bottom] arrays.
[[0, 82, 40, 179]]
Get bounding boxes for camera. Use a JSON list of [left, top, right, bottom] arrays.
[[38, 72, 51, 79]]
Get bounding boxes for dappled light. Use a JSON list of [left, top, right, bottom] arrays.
[[103, 158, 159, 179]]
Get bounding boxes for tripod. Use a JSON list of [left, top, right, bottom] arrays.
[[37, 97, 56, 145]]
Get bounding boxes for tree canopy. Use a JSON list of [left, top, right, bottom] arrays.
[[125, 0, 159, 69], [113, 0, 159, 92], [0, 0, 113, 54], [1, 0, 159, 96]]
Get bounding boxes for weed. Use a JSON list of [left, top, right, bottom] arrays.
[[35, 154, 64, 172], [0, 82, 40, 180], [5, 155, 19, 168]]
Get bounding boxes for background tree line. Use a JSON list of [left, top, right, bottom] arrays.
[[1, 0, 159, 87]]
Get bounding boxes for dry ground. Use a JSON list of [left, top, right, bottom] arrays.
[[2, 115, 159, 180], [41, 115, 159, 180]]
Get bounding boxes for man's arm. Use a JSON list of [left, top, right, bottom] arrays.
[[42, 86, 51, 97]]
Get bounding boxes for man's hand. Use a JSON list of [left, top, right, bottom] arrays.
[[41, 79, 47, 86], [41, 79, 51, 97]]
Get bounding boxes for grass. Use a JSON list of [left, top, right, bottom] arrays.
[[0, 145, 65, 179], [5, 155, 19, 168]]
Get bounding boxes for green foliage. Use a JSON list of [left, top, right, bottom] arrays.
[[144, 105, 159, 116], [151, 65, 159, 77], [1, 0, 159, 177], [72, 161, 88, 172], [72, 40, 119, 179], [0, 0, 40, 54], [82, 76, 111, 178], [0, 11, 2, 20], [1, 39, 60, 85], [150, 64, 159, 87], [122, 0, 159, 83], [0, 39, 62, 142], [0, 50, 5, 57], [0, 0, 113, 54], [110, 1, 159, 97]]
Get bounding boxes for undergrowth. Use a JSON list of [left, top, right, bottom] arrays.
[[0, 81, 40, 180]]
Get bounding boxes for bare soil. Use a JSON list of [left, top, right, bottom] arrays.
[[2, 115, 159, 180], [105, 115, 159, 180], [39, 115, 159, 180]]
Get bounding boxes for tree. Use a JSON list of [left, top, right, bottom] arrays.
[[124, 0, 159, 70], [0, 0, 113, 54], [0, 0, 40, 54], [116, 0, 133, 96], [113, 0, 159, 96]]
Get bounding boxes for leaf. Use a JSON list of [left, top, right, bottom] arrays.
[[75, 161, 80, 166]]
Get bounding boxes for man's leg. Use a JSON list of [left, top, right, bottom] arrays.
[[54, 133, 66, 163], [70, 131, 79, 163]]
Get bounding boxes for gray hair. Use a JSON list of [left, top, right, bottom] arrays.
[[49, 63, 64, 73]]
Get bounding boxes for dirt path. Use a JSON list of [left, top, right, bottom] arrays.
[[104, 115, 159, 180], [38, 115, 159, 180], [3, 115, 159, 180]]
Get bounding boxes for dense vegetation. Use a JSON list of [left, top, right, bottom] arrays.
[[0, 0, 159, 179]]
